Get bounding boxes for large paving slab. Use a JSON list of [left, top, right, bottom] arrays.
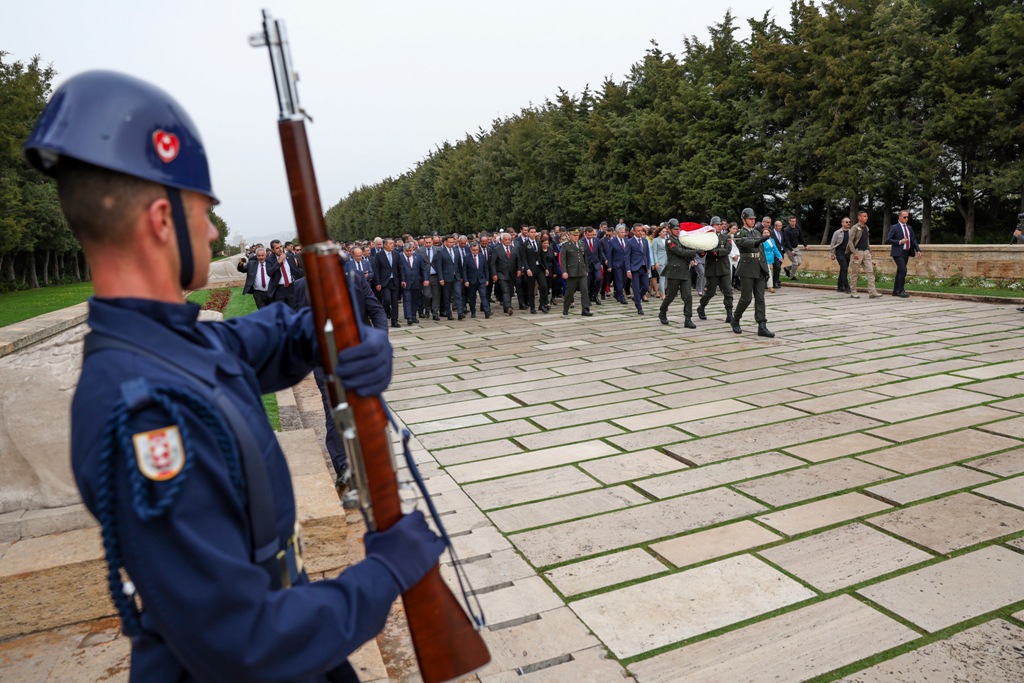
[[543, 548, 667, 597], [838, 618, 1024, 683], [577, 450, 688, 484], [511, 488, 767, 566], [462, 467, 600, 510], [858, 546, 1024, 632], [857, 429, 1021, 474], [783, 432, 892, 462], [973, 475, 1024, 509], [665, 412, 883, 465], [859, 405, 1012, 443], [570, 555, 816, 658], [757, 492, 893, 537], [733, 458, 895, 506], [868, 492, 1024, 553], [445, 440, 620, 483], [635, 452, 804, 499], [630, 596, 917, 683], [865, 466, 998, 505], [650, 520, 782, 568], [758, 523, 933, 591], [848, 388, 994, 423], [488, 485, 648, 533], [967, 448, 1024, 476]]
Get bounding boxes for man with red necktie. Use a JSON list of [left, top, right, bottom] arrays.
[[886, 210, 921, 298], [583, 226, 604, 307], [236, 246, 276, 309]]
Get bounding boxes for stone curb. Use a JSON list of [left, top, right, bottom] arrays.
[[782, 280, 1024, 305], [0, 302, 89, 359]]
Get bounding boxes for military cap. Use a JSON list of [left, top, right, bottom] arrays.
[[741, 208, 756, 219], [710, 216, 723, 225], [668, 218, 680, 228], [569, 228, 581, 236]]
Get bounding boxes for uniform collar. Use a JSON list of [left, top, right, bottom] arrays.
[[86, 297, 240, 376]]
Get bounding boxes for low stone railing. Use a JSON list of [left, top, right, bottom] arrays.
[[796, 243, 1023, 281]]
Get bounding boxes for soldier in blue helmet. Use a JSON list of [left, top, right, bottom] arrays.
[[24, 71, 443, 682]]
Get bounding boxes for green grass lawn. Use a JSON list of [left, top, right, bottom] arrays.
[[0, 281, 94, 327], [796, 271, 1024, 299]]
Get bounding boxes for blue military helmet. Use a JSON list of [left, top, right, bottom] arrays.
[[24, 70, 217, 202]]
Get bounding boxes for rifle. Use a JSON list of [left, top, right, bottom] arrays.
[[249, 12, 490, 682]]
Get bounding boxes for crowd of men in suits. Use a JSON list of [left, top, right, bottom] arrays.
[[238, 209, 924, 332]]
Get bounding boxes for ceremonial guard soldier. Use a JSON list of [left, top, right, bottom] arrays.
[[659, 219, 699, 328], [731, 208, 775, 338], [697, 216, 735, 324], [24, 70, 443, 682]]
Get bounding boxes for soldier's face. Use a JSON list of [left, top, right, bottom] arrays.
[[743, 218, 757, 228]]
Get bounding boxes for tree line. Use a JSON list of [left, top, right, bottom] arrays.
[[0, 53, 231, 291], [325, 0, 1024, 246]]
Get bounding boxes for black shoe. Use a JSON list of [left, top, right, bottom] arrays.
[[757, 322, 775, 338], [407, 320, 414, 326], [530, 308, 537, 314], [637, 307, 644, 316], [593, 299, 602, 306], [458, 314, 465, 320], [1017, 307, 1024, 312], [684, 318, 697, 329], [411, 318, 419, 324], [581, 310, 594, 317], [507, 307, 514, 315], [725, 310, 733, 324], [563, 310, 569, 316], [897, 291, 910, 298], [697, 307, 707, 320], [391, 322, 400, 328], [540, 307, 549, 314], [447, 314, 454, 320], [470, 313, 476, 318], [334, 465, 352, 498], [485, 311, 492, 319], [659, 312, 669, 325], [731, 319, 743, 334], [520, 305, 528, 310], [433, 314, 440, 321]]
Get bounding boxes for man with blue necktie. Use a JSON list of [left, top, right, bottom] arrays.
[[372, 238, 401, 328]]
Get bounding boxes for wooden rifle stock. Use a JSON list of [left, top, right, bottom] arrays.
[[255, 13, 489, 682]]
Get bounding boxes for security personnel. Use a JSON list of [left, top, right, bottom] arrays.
[[697, 216, 735, 324], [659, 219, 698, 328], [732, 208, 775, 338], [559, 229, 593, 316], [24, 70, 443, 682]]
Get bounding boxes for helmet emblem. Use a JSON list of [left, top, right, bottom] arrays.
[[153, 130, 180, 163]]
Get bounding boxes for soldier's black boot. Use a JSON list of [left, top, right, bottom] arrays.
[[658, 309, 669, 325], [731, 317, 743, 334], [696, 304, 707, 320], [725, 307, 733, 323], [757, 322, 775, 338], [684, 317, 697, 329]]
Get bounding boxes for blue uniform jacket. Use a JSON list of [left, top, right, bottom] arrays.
[[72, 297, 400, 682]]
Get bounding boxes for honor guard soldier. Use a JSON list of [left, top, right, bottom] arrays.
[[24, 70, 444, 682], [697, 216, 735, 324], [731, 208, 775, 338], [659, 219, 699, 328]]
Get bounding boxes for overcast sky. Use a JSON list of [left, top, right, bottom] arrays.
[[5, 1, 789, 243]]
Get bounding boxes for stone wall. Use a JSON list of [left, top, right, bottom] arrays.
[[797, 244, 1024, 281]]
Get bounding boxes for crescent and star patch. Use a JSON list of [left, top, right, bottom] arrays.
[[132, 426, 186, 481], [152, 129, 180, 163]]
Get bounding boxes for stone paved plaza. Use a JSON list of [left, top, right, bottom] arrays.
[[389, 286, 1024, 682], [3, 286, 1024, 681]]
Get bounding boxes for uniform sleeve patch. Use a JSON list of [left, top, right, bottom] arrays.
[[133, 426, 186, 481]]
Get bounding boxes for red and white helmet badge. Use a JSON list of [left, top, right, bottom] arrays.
[[153, 129, 180, 163]]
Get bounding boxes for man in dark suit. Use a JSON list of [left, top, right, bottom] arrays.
[[768, 218, 784, 288], [583, 226, 604, 306], [398, 241, 427, 325], [517, 228, 543, 314], [626, 226, 651, 315], [372, 238, 401, 328], [344, 246, 374, 285], [463, 242, 492, 318], [606, 225, 629, 304], [419, 236, 443, 320], [489, 232, 518, 315], [439, 234, 465, 320], [886, 210, 921, 298], [235, 247, 277, 309], [269, 239, 303, 308], [479, 234, 496, 307]]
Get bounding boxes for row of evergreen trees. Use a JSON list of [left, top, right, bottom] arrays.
[[325, 0, 1024, 246], [0, 54, 231, 291]]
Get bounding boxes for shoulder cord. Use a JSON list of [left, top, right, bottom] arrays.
[[95, 381, 242, 637], [380, 398, 487, 630]]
